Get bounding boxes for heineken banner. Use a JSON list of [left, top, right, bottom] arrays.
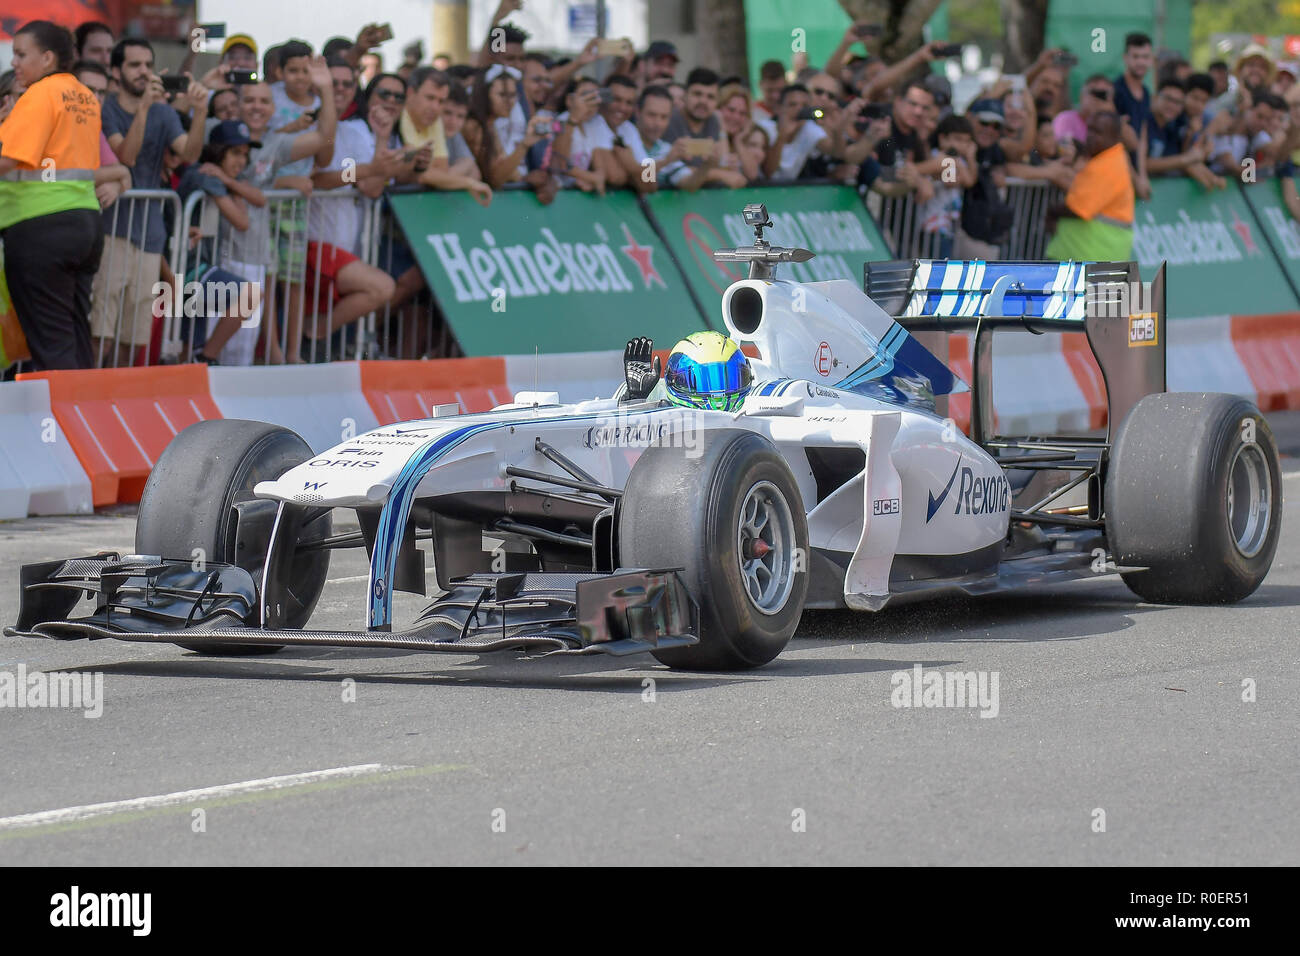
[[1132, 178, 1300, 318], [388, 189, 705, 355], [1240, 178, 1300, 299], [643, 185, 894, 304]]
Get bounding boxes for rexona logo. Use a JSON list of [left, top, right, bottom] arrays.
[[927, 461, 1009, 521], [426, 223, 662, 302]]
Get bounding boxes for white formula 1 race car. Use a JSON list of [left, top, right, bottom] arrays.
[[9, 203, 1281, 670]]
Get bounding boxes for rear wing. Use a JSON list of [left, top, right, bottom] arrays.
[[865, 259, 1167, 444]]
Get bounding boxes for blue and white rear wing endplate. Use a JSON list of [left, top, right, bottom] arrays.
[[904, 260, 1089, 322]]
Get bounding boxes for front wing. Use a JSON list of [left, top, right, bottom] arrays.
[[4, 554, 699, 659]]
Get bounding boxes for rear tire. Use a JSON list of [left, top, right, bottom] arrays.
[[1106, 392, 1280, 604], [620, 429, 808, 670], [136, 419, 331, 654]]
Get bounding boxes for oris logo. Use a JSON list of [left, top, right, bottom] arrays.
[[308, 458, 378, 468]]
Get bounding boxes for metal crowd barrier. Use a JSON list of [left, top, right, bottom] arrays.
[[77, 179, 1065, 369], [866, 179, 1065, 261], [165, 188, 393, 365], [91, 189, 183, 368]]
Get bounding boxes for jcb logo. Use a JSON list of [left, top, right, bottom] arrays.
[[1128, 312, 1157, 347]]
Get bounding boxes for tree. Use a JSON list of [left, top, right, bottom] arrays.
[[836, 0, 946, 64], [1000, 0, 1048, 72], [697, 0, 750, 80]]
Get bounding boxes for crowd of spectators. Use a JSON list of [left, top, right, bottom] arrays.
[[3, 2, 1300, 370]]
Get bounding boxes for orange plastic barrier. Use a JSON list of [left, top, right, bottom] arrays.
[[18, 364, 221, 506], [359, 358, 509, 424], [1229, 313, 1300, 412]]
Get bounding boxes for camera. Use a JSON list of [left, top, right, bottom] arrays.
[[743, 203, 771, 228], [796, 106, 826, 122], [225, 70, 259, 85], [160, 75, 190, 94]]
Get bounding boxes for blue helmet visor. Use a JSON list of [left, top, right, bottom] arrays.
[[666, 350, 752, 395]]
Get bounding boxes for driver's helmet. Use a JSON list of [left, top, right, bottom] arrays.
[[663, 331, 753, 411]]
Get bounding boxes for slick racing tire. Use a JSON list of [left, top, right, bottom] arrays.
[[1106, 393, 1280, 604], [620, 429, 808, 670], [136, 419, 332, 654]]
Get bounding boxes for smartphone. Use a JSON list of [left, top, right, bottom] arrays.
[[932, 43, 962, 57], [376, 23, 394, 43], [161, 75, 190, 94], [1053, 50, 1079, 68], [862, 102, 890, 120], [853, 24, 882, 37], [596, 38, 631, 57], [682, 138, 715, 158], [597, 87, 614, 105], [225, 70, 259, 85], [197, 22, 227, 39]]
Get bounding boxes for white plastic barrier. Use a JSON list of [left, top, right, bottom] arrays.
[[0, 379, 93, 518], [207, 362, 380, 453], [988, 330, 1094, 435], [1166, 316, 1260, 398], [505, 350, 623, 404]]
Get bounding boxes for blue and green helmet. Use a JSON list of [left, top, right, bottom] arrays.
[[663, 331, 753, 412]]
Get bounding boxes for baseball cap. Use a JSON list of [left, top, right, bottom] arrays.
[[222, 33, 259, 57], [647, 40, 680, 62], [968, 98, 1005, 124], [209, 120, 261, 148], [923, 73, 953, 106]]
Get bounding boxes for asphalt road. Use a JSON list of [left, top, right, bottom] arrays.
[[1, 414, 1297, 866]]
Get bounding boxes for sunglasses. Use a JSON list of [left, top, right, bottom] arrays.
[[1087, 88, 1111, 100], [375, 89, 406, 103]]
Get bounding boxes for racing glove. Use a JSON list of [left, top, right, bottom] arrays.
[[623, 336, 661, 402]]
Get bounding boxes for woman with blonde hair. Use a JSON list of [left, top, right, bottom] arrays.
[[716, 82, 763, 184]]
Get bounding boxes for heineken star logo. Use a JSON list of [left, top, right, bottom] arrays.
[[620, 224, 665, 289], [1230, 210, 1260, 256]]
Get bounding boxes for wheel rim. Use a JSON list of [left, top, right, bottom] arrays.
[[736, 480, 798, 615], [1226, 442, 1272, 559]]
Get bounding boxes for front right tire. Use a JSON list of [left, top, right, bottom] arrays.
[[619, 429, 808, 670]]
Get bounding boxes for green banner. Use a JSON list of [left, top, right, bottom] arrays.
[[1132, 178, 1300, 318], [644, 184, 893, 305], [1240, 177, 1300, 303], [388, 189, 704, 355]]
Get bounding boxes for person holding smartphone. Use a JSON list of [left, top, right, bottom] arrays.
[[95, 37, 207, 368], [0, 21, 105, 370]]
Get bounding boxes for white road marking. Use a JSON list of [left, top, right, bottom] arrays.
[[0, 764, 405, 832]]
